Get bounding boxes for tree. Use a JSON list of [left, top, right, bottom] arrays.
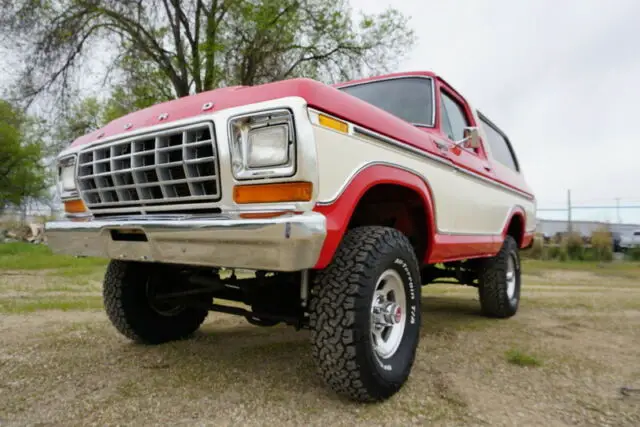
[[49, 87, 166, 154], [0, 0, 414, 107], [50, 96, 132, 154], [0, 101, 49, 209], [53, 97, 104, 150]]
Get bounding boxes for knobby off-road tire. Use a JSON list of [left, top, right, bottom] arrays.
[[103, 260, 208, 344], [310, 226, 421, 402], [478, 235, 521, 318]]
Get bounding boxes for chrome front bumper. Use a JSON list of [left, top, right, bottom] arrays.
[[45, 212, 327, 272]]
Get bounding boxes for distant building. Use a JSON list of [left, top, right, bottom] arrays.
[[536, 219, 640, 238]]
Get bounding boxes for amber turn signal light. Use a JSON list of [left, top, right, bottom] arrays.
[[318, 114, 349, 133], [234, 182, 313, 204], [63, 199, 87, 214]]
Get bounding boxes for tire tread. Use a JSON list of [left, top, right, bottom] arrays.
[[310, 226, 420, 402], [478, 235, 519, 318], [103, 260, 208, 344]]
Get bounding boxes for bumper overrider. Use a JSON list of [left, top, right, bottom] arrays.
[[45, 212, 327, 272]]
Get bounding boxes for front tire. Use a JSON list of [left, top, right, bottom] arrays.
[[310, 226, 421, 402], [478, 235, 521, 318], [103, 261, 208, 344]]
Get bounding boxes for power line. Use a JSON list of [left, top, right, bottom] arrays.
[[536, 197, 640, 205], [537, 205, 640, 211]]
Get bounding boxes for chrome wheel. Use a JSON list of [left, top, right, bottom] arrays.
[[371, 269, 407, 359], [506, 254, 517, 300]]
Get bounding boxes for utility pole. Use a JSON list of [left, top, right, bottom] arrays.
[[567, 189, 572, 233]]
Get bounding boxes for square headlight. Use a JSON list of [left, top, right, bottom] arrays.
[[247, 124, 289, 168], [58, 156, 77, 193], [229, 109, 295, 179]]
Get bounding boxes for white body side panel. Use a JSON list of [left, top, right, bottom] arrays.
[[313, 126, 536, 235]]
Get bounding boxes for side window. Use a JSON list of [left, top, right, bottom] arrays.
[[480, 116, 519, 171], [440, 92, 469, 141], [439, 98, 454, 141]]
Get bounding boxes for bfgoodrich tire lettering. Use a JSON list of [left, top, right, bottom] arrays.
[[103, 260, 208, 344], [478, 235, 521, 318], [310, 226, 421, 402]]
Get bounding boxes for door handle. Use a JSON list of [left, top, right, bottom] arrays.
[[434, 142, 448, 152], [483, 165, 492, 172]]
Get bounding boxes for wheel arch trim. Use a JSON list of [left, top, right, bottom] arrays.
[[313, 162, 437, 269]]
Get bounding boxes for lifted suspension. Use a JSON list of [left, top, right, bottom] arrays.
[[150, 268, 309, 329], [421, 261, 482, 287]]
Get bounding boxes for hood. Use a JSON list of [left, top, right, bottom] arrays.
[[70, 78, 329, 147]]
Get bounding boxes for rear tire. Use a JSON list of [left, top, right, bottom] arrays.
[[310, 226, 421, 402], [103, 261, 208, 344], [478, 235, 521, 318]]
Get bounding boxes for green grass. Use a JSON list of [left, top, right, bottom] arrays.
[[54, 265, 107, 278], [2, 280, 101, 294], [0, 296, 104, 313], [521, 294, 640, 311], [522, 259, 640, 277], [505, 349, 543, 367], [0, 242, 107, 271]]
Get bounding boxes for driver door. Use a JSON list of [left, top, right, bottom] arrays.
[[437, 84, 497, 235]]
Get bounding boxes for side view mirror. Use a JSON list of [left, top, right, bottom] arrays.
[[455, 127, 481, 150]]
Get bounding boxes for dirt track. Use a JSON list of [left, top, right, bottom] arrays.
[[1, 267, 640, 426]]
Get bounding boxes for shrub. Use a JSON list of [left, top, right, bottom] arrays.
[[545, 244, 568, 261], [627, 247, 640, 261], [591, 228, 613, 262], [526, 234, 545, 260], [562, 232, 585, 261], [547, 245, 560, 260], [557, 246, 569, 262], [581, 247, 597, 261]]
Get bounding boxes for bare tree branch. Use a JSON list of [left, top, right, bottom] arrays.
[[1, 0, 415, 107]]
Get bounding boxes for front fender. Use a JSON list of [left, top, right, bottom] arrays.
[[312, 163, 436, 269]]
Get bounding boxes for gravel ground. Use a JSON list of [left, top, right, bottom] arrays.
[[1, 266, 639, 426]]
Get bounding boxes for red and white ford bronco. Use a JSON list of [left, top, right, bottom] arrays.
[[47, 71, 536, 402]]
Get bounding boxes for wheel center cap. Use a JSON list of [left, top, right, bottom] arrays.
[[382, 303, 402, 325], [393, 306, 402, 324]]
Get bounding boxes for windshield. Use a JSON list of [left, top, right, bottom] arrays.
[[339, 77, 434, 127]]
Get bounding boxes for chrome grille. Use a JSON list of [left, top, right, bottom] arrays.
[[76, 122, 220, 212]]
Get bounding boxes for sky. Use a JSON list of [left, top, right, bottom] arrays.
[[349, 0, 640, 224], [3, 1, 639, 224]]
